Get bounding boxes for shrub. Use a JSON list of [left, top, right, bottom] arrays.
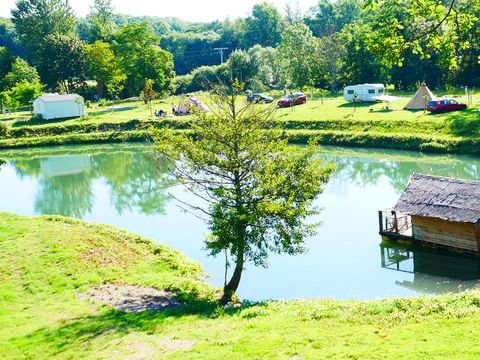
[[0, 122, 7, 138]]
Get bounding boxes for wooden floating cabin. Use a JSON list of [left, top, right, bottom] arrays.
[[379, 173, 480, 253]]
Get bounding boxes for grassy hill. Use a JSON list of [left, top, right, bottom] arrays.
[[2, 212, 480, 358]]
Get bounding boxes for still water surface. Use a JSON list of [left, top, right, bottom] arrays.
[[2, 143, 480, 301]]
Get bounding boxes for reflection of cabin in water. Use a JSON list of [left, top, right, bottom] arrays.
[[379, 173, 480, 252], [380, 243, 480, 294], [40, 156, 91, 177]]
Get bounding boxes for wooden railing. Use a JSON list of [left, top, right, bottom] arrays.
[[379, 210, 412, 237]]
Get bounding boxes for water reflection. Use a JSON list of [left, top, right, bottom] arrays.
[[6, 145, 172, 218], [321, 147, 480, 196], [2, 144, 480, 300], [381, 242, 480, 294]]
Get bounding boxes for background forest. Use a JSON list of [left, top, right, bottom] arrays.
[[0, 0, 479, 109]]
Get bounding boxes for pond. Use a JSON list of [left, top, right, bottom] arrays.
[[2, 143, 480, 301]]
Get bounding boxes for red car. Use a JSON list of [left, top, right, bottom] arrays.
[[427, 99, 467, 113], [278, 92, 307, 107]]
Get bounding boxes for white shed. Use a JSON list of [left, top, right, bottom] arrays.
[[33, 93, 85, 120], [344, 84, 385, 102]]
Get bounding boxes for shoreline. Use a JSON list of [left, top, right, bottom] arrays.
[[1, 128, 478, 156]]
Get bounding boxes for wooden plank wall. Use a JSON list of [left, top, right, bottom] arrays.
[[412, 216, 479, 252]]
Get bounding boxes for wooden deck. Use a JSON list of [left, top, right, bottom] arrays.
[[378, 210, 413, 241]]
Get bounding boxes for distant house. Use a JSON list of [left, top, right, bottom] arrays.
[[379, 173, 480, 252], [343, 83, 385, 102], [33, 94, 85, 120]]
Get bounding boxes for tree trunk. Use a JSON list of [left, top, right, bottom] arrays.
[[220, 245, 244, 304]]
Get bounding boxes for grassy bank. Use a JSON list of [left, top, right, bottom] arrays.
[[1, 96, 480, 154], [2, 212, 480, 358]]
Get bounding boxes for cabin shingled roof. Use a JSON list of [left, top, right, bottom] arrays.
[[393, 173, 480, 223]]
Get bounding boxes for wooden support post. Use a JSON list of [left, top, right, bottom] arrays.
[[392, 211, 398, 233], [378, 211, 384, 233]]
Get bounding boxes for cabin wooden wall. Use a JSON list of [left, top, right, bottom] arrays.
[[412, 216, 479, 252]]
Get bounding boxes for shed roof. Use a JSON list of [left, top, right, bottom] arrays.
[[393, 173, 480, 223], [36, 94, 82, 103]]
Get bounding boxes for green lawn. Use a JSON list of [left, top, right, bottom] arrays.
[[1, 92, 480, 154], [2, 212, 480, 359]]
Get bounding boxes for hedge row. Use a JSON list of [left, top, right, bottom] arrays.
[[5, 116, 478, 141], [4, 118, 191, 139], [2, 128, 480, 155]]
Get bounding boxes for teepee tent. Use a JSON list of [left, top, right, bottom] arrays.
[[404, 83, 436, 110]]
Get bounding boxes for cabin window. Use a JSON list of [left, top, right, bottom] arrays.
[[347, 90, 354, 95], [377, 89, 384, 94], [368, 89, 375, 94]]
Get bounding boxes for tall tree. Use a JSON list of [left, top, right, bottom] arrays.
[[315, 33, 346, 92], [38, 33, 86, 92], [153, 83, 333, 304], [11, 0, 76, 63], [244, 2, 284, 47], [113, 23, 174, 96], [277, 23, 317, 89], [86, 0, 116, 42], [84, 41, 125, 98], [340, 23, 385, 85]]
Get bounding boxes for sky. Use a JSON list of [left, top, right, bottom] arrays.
[[0, 0, 319, 22]]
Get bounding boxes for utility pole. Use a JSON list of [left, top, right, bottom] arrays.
[[214, 47, 228, 64]]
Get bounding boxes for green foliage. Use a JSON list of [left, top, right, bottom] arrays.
[[0, 18, 23, 56], [85, 0, 116, 42], [315, 33, 346, 92], [160, 31, 221, 75], [305, 0, 362, 36], [2, 57, 41, 90], [38, 33, 87, 92], [153, 84, 333, 303], [340, 22, 385, 85], [277, 23, 317, 89], [113, 23, 175, 97], [84, 41, 125, 98], [365, 0, 477, 69], [0, 122, 7, 138], [9, 80, 43, 105], [11, 0, 76, 64], [225, 45, 282, 91], [0, 46, 15, 82], [244, 2, 285, 47]]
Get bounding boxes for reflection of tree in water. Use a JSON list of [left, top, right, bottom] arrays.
[[8, 146, 173, 218], [0, 159, 5, 170], [34, 172, 94, 218], [92, 150, 173, 215], [11, 158, 42, 179], [321, 152, 480, 196]]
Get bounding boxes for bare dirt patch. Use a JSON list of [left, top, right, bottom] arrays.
[[81, 283, 182, 313]]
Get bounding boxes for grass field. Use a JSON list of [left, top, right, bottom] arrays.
[[1, 92, 480, 154], [3, 212, 480, 359]]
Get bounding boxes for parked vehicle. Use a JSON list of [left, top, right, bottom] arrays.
[[278, 92, 307, 107], [246, 93, 274, 104], [426, 99, 467, 113], [344, 83, 385, 102]]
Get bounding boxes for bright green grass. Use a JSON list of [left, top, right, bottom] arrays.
[[1, 93, 480, 153], [3, 212, 480, 359]]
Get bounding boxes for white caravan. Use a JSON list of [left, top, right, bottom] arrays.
[[343, 84, 385, 102]]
